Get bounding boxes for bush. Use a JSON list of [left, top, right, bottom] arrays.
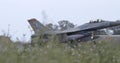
[[0, 35, 120, 63]]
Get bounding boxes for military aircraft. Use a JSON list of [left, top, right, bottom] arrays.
[[28, 18, 120, 43]]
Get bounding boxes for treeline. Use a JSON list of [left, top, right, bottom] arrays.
[[45, 20, 75, 30]]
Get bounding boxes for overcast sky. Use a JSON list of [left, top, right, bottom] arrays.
[[0, 0, 120, 41]]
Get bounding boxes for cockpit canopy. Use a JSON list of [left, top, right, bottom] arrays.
[[89, 19, 105, 23]]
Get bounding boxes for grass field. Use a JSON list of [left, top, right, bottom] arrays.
[[0, 35, 120, 63]]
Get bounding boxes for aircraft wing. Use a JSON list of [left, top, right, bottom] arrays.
[[45, 23, 105, 35], [44, 27, 80, 35]]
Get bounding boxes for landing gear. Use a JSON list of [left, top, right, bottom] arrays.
[[91, 31, 96, 44]]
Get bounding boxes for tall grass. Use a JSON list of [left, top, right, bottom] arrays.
[[0, 35, 120, 63]]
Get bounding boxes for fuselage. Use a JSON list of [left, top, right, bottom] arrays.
[[61, 20, 120, 42], [30, 19, 120, 43]]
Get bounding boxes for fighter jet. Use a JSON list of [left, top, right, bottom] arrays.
[[28, 18, 120, 43]]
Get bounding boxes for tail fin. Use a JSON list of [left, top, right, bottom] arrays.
[[28, 18, 49, 34]]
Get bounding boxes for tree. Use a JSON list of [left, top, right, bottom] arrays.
[[52, 25, 59, 31], [45, 20, 75, 31], [58, 20, 75, 30], [45, 23, 59, 31], [45, 23, 53, 30]]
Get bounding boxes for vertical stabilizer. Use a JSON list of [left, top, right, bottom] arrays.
[[28, 18, 48, 34]]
